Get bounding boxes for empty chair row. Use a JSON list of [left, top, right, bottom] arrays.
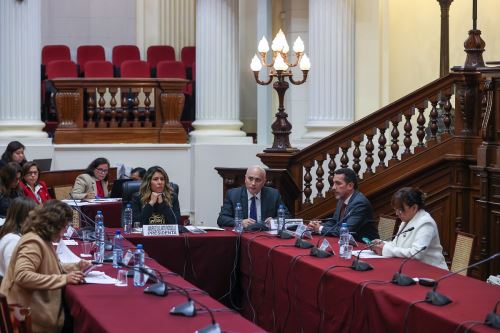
[[41, 44, 195, 78]]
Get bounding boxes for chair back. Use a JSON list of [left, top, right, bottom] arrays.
[[147, 45, 176, 69], [112, 45, 140, 69], [377, 216, 397, 241], [77, 45, 105, 74], [180, 46, 195, 69], [122, 181, 179, 203], [450, 231, 475, 275], [46, 60, 78, 79], [84, 60, 114, 78], [121, 60, 150, 78], [41, 45, 70, 65]]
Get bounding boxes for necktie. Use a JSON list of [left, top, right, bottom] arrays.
[[250, 196, 257, 220], [339, 202, 348, 221]]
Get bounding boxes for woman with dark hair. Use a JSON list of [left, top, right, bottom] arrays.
[[132, 166, 180, 226], [19, 161, 52, 204], [372, 187, 448, 269], [0, 197, 37, 278], [0, 200, 91, 333], [0, 162, 23, 217], [0, 141, 27, 168], [70, 157, 110, 199]]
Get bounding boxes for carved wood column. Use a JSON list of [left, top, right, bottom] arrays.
[[0, 0, 49, 141], [157, 80, 188, 143], [437, 0, 453, 77]]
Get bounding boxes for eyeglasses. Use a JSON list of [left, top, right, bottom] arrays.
[[394, 208, 403, 215], [96, 168, 109, 174], [26, 171, 39, 176]]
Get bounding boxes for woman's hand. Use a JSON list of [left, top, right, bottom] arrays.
[[149, 192, 163, 206], [85, 191, 96, 199], [371, 239, 385, 255], [79, 260, 92, 272], [66, 271, 85, 285]]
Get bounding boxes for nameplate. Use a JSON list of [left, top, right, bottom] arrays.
[[142, 224, 179, 237], [294, 223, 311, 239]]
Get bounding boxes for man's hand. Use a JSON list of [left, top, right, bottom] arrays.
[[242, 218, 256, 228], [307, 220, 321, 233]]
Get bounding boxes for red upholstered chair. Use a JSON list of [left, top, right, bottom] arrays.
[[180, 46, 195, 80], [41, 45, 70, 79], [157, 60, 191, 95], [147, 45, 175, 77], [77, 45, 105, 76], [84, 60, 114, 78], [121, 60, 150, 78], [112, 45, 140, 76], [46, 60, 78, 79]]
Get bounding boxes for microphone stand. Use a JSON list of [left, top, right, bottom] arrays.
[[425, 252, 500, 306], [391, 246, 427, 286], [351, 227, 416, 271], [294, 228, 314, 249], [115, 262, 169, 297], [310, 212, 356, 259], [485, 300, 500, 329]]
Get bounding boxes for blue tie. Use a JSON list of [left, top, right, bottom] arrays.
[[250, 196, 257, 220]]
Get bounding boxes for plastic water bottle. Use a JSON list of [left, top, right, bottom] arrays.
[[234, 203, 243, 233], [112, 230, 124, 268], [133, 244, 146, 286], [339, 223, 350, 258], [95, 221, 105, 263], [277, 204, 286, 233], [123, 204, 133, 235], [94, 210, 104, 233]]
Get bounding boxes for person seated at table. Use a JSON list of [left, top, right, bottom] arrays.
[[0, 140, 27, 169], [19, 161, 52, 204], [132, 165, 181, 226], [0, 200, 91, 333], [0, 162, 23, 218], [0, 197, 37, 280], [217, 165, 289, 229], [130, 167, 146, 181], [371, 187, 448, 270], [71, 157, 110, 200], [307, 168, 379, 241]]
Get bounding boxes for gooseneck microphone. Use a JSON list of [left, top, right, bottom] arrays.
[[113, 261, 168, 296], [351, 226, 415, 271], [425, 252, 500, 306], [485, 300, 500, 329], [391, 246, 427, 286]]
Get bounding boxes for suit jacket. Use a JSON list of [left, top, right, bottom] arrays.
[[70, 173, 109, 200], [217, 186, 288, 227], [131, 192, 181, 226], [0, 232, 80, 333], [19, 180, 52, 204], [321, 190, 379, 241], [382, 209, 448, 270]]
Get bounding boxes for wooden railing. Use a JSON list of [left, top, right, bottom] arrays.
[[51, 78, 188, 144]]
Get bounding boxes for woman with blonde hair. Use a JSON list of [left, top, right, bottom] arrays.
[[132, 165, 180, 226], [0, 200, 91, 332]]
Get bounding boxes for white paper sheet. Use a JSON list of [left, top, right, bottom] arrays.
[[351, 249, 391, 259], [84, 271, 118, 284], [55, 240, 82, 263]]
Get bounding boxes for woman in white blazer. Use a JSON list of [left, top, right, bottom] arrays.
[[372, 187, 448, 270]]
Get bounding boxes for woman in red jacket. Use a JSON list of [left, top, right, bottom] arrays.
[[19, 161, 52, 204]]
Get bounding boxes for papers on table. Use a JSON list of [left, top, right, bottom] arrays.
[[185, 226, 207, 234], [192, 226, 224, 231], [62, 198, 121, 206], [351, 249, 390, 259], [55, 240, 82, 263], [84, 270, 118, 284]]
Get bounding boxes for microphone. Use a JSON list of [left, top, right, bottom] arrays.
[[351, 226, 415, 271], [485, 300, 500, 329], [425, 252, 500, 306], [111, 261, 168, 297], [68, 192, 96, 229], [391, 246, 427, 286], [294, 227, 314, 249], [310, 210, 357, 258]]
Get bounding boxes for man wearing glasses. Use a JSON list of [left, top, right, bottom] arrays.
[[71, 157, 111, 199]]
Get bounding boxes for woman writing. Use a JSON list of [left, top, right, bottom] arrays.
[[0, 141, 27, 169], [0, 197, 37, 280], [71, 157, 110, 199], [19, 161, 52, 204], [372, 187, 448, 270], [0, 200, 91, 333], [132, 166, 180, 226]]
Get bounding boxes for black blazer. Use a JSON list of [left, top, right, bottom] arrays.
[[321, 190, 379, 241], [131, 192, 181, 226], [217, 186, 289, 227]]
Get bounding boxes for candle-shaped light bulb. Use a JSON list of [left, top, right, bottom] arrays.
[[282, 38, 290, 54], [272, 29, 285, 52], [273, 53, 288, 71], [258, 36, 269, 53], [250, 54, 262, 71], [293, 36, 304, 53], [299, 53, 311, 71]]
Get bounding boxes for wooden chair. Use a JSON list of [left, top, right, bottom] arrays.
[[0, 294, 32, 333], [450, 231, 475, 275], [377, 216, 397, 241], [53, 185, 74, 200]]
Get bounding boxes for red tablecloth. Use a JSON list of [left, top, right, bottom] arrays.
[[125, 230, 239, 303], [80, 201, 123, 228], [65, 238, 265, 333], [239, 233, 500, 333]]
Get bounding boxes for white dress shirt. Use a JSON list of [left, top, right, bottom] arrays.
[[0, 233, 21, 277]]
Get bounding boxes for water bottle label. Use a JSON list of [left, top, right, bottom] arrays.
[[122, 250, 133, 265]]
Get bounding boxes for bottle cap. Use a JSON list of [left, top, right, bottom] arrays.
[[341, 222, 347, 227], [97, 221, 103, 226], [115, 230, 121, 235], [126, 203, 132, 208], [137, 244, 143, 249], [97, 210, 102, 214]]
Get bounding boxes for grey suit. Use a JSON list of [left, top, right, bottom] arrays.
[[321, 190, 379, 241], [217, 186, 288, 227]]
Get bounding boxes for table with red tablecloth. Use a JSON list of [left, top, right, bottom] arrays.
[[78, 200, 123, 228], [65, 237, 265, 333], [239, 233, 499, 333], [125, 230, 240, 303]]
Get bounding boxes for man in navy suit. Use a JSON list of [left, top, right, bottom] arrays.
[[308, 168, 379, 241], [217, 165, 288, 228]]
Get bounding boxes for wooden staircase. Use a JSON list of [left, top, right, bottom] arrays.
[[218, 67, 500, 279]]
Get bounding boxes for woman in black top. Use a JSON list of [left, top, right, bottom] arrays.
[[132, 166, 180, 226], [0, 163, 23, 217], [0, 141, 27, 169]]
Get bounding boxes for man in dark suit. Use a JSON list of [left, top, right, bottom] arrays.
[[217, 165, 288, 228], [308, 168, 379, 241]]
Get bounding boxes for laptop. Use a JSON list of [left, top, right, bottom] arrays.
[[33, 158, 52, 171]]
